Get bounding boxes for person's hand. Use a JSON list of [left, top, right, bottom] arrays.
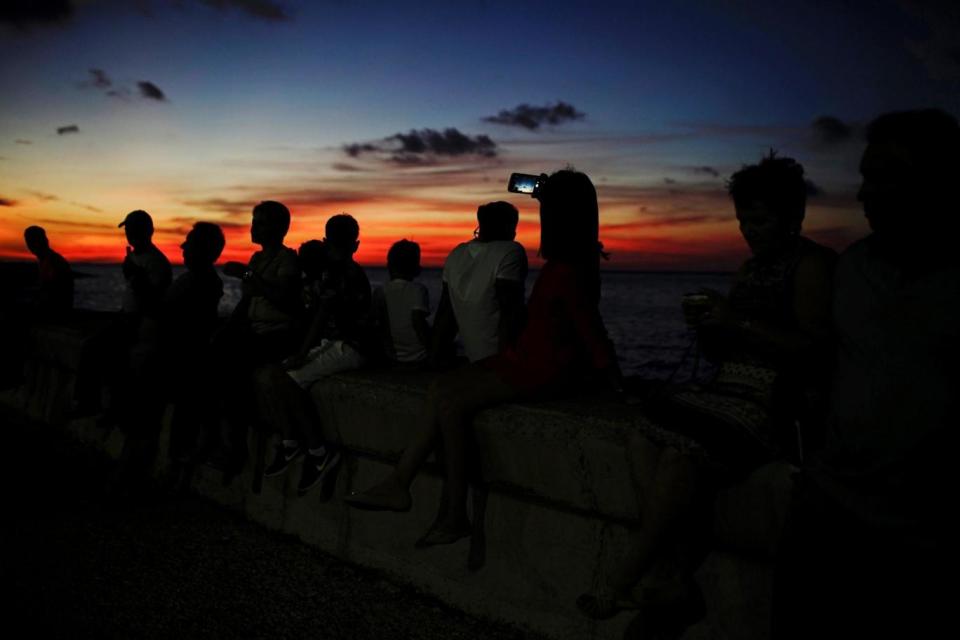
[[697, 288, 740, 331], [282, 353, 308, 371], [222, 261, 247, 279], [121, 247, 140, 279]]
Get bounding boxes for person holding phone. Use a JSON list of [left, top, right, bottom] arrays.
[[346, 170, 620, 549]]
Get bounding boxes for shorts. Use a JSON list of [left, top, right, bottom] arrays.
[[286, 339, 365, 389]]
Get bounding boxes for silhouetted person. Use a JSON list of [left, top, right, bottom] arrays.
[[430, 201, 527, 367], [259, 214, 373, 495], [773, 109, 959, 639], [212, 200, 301, 475], [116, 222, 226, 497], [347, 171, 620, 549], [23, 225, 73, 315], [74, 210, 171, 422], [119, 210, 172, 320], [374, 239, 431, 364], [577, 154, 835, 629], [164, 223, 226, 471]]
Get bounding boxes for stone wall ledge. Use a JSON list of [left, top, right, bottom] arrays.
[[2, 315, 793, 640]]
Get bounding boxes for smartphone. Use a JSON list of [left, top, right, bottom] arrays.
[[507, 172, 543, 196]]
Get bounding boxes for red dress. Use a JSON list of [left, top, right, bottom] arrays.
[[485, 260, 615, 392]]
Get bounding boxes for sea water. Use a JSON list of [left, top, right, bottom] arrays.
[[72, 264, 731, 378]]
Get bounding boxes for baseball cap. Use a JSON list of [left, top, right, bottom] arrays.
[[118, 209, 154, 231]]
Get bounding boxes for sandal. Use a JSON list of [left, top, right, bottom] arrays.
[[576, 586, 641, 620], [415, 520, 472, 548]]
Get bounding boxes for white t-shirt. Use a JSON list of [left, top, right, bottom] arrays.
[[374, 279, 430, 363], [442, 239, 527, 362]]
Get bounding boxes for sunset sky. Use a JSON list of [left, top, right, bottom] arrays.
[[2, 0, 958, 269]]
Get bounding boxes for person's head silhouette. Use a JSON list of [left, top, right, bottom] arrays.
[[859, 109, 960, 259], [475, 202, 519, 242], [23, 225, 50, 257], [119, 210, 154, 250], [727, 152, 808, 259], [251, 200, 290, 248], [537, 170, 601, 264], [298, 239, 328, 281], [324, 214, 360, 262], [181, 222, 225, 271], [387, 239, 421, 280]]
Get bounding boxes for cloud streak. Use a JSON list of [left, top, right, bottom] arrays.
[[57, 125, 79, 135], [811, 116, 856, 144], [0, 197, 17, 207], [483, 101, 585, 131]]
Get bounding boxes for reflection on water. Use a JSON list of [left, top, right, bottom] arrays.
[[73, 264, 731, 378]]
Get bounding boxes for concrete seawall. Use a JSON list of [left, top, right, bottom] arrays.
[[2, 316, 794, 640]]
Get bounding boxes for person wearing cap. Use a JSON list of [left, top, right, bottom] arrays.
[[119, 209, 172, 318]]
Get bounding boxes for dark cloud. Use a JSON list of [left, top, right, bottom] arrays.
[[344, 128, 497, 164], [483, 101, 585, 131], [137, 81, 167, 101], [88, 68, 111, 89], [200, 0, 291, 21], [663, 178, 677, 185], [691, 165, 720, 178], [0, 0, 73, 27], [331, 162, 365, 172], [57, 125, 79, 135], [0, 197, 17, 207], [804, 179, 825, 197], [343, 143, 379, 158], [15, 139, 32, 145], [811, 116, 855, 144]]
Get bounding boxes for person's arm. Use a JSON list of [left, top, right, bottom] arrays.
[[699, 251, 834, 365], [494, 243, 528, 351], [242, 251, 302, 314], [561, 271, 623, 394], [410, 282, 432, 350], [494, 279, 525, 351], [427, 283, 458, 367], [285, 303, 328, 369]]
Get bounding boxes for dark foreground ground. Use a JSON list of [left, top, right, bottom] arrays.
[[0, 411, 542, 640]]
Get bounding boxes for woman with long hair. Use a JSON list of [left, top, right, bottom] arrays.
[[346, 170, 621, 544]]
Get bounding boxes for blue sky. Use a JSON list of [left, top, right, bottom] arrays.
[[2, 0, 958, 267]]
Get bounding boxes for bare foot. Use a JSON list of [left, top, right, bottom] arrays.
[[344, 474, 412, 512], [415, 514, 471, 547]]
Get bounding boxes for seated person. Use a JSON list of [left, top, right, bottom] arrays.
[[259, 214, 374, 495], [773, 109, 959, 640], [373, 239, 431, 364], [23, 225, 73, 316], [346, 171, 621, 548], [213, 200, 302, 474], [431, 201, 527, 365], [576, 153, 836, 624]]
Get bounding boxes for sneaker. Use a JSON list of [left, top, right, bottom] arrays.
[[298, 449, 342, 496], [263, 443, 303, 477]]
